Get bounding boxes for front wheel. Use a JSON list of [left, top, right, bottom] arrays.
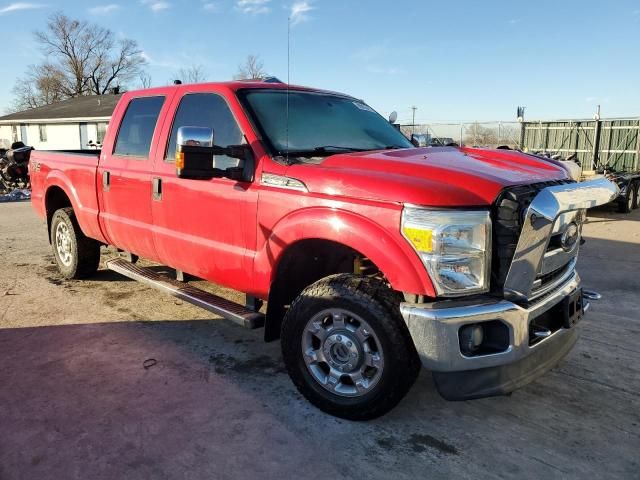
[[281, 274, 421, 420]]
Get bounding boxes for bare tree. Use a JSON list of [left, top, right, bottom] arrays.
[[464, 123, 498, 146], [234, 54, 266, 80], [173, 64, 207, 84], [9, 64, 67, 112], [11, 12, 147, 110], [138, 71, 153, 89]]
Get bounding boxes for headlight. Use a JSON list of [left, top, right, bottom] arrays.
[[401, 207, 492, 297]]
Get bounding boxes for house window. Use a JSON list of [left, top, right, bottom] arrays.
[[11, 125, 18, 143], [96, 123, 108, 144], [39, 125, 47, 142]]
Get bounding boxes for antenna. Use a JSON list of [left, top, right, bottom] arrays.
[[286, 16, 291, 164]]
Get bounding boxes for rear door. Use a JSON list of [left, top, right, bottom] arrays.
[[97, 94, 171, 260], [150, 89, 258, 291]]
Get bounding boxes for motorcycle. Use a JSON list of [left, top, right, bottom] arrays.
[[0, 141, 33, 193]]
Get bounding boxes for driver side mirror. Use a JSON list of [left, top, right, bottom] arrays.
[[175, 126, 254, 182]]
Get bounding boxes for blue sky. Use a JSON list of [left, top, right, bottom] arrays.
[[1, 0, 639, 123]]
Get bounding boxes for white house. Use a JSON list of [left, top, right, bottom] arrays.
[[0, 94, 122, 150]]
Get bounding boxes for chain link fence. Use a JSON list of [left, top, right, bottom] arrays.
[[399, 122, 521, 148]]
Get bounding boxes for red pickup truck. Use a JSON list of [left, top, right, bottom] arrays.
[[30, 80, 618, 419]]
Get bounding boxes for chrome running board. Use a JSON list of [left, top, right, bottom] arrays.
[[106, 259, 264, 329]]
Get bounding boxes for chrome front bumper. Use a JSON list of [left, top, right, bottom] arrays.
[[401, 272, 582, 373], [401, 273, 585, 400]]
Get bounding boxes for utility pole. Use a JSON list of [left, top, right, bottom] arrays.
[[411, 106, 417, 135]]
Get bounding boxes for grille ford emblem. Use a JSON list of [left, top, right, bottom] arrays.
[[561, 222, 579, 251]]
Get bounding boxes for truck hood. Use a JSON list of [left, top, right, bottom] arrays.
[[286, 146, 569, 207]]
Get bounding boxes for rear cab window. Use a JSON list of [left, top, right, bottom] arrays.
[[113, 96, 165, 158]]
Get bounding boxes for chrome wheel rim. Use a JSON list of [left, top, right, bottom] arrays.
[[628, 192, 634, 210], [55, 222, 73, 267], [301, 308, 384, 397]]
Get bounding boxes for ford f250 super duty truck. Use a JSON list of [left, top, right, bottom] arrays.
[[29, 80, 618, 420]]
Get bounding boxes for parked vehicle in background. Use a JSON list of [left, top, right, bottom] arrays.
[[530, 150, 639, 213], [29, 80, 618, 419], [599, 166, 640, 213], [0, 142, 32, 192]]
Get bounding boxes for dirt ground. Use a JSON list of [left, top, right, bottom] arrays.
[[0, 201, 638, 479]]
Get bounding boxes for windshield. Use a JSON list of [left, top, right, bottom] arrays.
[[239, 89, 412, 157]]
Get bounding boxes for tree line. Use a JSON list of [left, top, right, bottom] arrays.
[[10, 12, 268, 113]]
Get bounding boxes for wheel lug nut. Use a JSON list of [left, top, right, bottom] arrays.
[[351, 353, 357, 358], [346, 341, 352, 347], [336, 335, 342, 342]]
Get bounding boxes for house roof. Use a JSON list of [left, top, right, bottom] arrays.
[[0, 94, 123, 123]]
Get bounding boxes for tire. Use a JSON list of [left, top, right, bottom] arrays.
[[50, 207, 100, 279], [618, 187, 634, 214], [281, 274, 421, 420], [632, 182, 639, 210]]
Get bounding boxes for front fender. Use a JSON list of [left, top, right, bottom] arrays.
[[253, 206, 435, 298]]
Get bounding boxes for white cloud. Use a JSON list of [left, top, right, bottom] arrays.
[[290, 0, 313, 25], [237, 0, 270, 14], [353, 43, 391, 62], [88, 3, 120, 15], [366, 65, 404, 76], [202, 2, 218, 12], [141, 51, 179, 69], [141, 0, 170, 12], [0, 3, 46, 15]]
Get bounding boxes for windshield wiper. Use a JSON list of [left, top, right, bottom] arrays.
[[278, 146, 367, 158], [279, 145, 407, 159], [313, 146, 368, 153]]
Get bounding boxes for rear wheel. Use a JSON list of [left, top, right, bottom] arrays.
[[281, 274, 421, 420], [632, 182, 639, 210], [618, 186, 634, 213], [50, 207, 100, 279]]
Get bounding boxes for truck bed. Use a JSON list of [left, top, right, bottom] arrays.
[[37, 149, 101, 157], [29, 148, 105, 244]]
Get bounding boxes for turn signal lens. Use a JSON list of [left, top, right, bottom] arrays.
[[175, 151, 184, 169], [402, 226, 433, 252]]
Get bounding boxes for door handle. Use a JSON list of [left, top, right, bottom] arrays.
[[152, 177, 162, 201], [102, 171, 110, 192]]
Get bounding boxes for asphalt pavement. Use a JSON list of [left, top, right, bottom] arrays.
[[0, 201, 638, 479]]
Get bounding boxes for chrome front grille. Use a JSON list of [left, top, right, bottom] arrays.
[[493, 178, 619, 302], [499, 178, 618, 302], [492, 180, 574, 294]]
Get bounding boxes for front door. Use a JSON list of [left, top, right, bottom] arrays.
[[151, 90, 258, 291], [97, 94, 169, 260]]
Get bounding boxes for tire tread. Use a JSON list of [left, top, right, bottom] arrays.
[[281, 274, 420, 420]]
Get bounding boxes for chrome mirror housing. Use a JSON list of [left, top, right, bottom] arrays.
[[176, 126, 214, 148]]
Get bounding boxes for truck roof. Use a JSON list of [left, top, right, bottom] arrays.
[[124, 79, 356, 100]]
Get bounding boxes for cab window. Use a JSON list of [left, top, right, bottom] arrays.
[[165, 93, 243, 169], [113, 96, 165, 158]]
